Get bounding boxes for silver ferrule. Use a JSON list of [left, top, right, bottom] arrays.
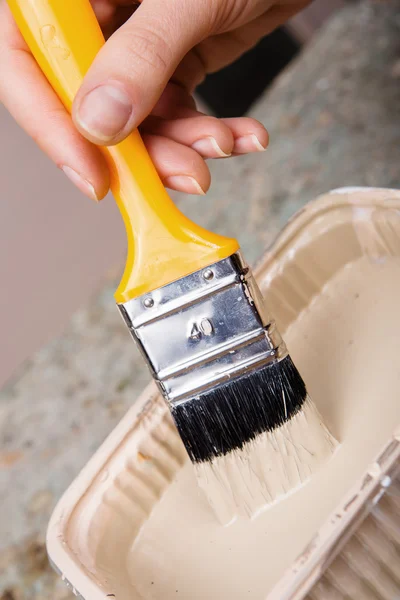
[[118, 252, 287, 407]]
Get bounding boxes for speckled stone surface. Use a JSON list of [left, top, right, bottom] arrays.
[[1, 2, 400, 598]]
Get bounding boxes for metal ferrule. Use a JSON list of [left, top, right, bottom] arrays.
[[118, 252, 287, 408]]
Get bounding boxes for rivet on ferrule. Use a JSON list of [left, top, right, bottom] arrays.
[[143, 297, 154, 308]]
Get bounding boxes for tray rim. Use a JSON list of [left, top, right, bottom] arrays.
[[267, 433, 400, 600]]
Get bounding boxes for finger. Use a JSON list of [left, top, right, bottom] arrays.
[[142, 134, 211, 195], [90, 0, 138, 27], [142, 114, 269, 157], [73, 0, 212, 145], [89, 2, 136, 41], [91, 0, 116, 28], [0, 4, 109, 201], [171, 48, 207, 92], [151, 83, 197, 119], [221, 118, 269, 154], [141, 115, 234, 157]]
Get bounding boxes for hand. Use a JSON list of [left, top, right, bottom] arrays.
[[0, 0, 308, 200]]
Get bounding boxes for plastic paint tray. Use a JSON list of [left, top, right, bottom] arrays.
[[47, 188, 400, 600]]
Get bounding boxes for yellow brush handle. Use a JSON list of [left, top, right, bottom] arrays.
[[8, 0, 239, 303]]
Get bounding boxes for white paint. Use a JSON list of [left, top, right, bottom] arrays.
[[196, 399, 337, 524]]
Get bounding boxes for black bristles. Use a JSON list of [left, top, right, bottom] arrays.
[[171, 355, 307, 463]]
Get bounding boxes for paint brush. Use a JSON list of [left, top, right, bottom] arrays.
[[10, 0, 337, 513]]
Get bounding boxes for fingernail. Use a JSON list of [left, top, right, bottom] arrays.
[[164, 175, 206, 195], [62, 166, 99, 201], [233, 134, 267, 154], [76, 83, 133, 142], [192, 136, 231, 158]]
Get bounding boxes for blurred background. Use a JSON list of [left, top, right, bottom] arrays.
[[1, 0, 345, 388]]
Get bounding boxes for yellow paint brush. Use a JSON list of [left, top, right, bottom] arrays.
[[9, 0, 337, 512]]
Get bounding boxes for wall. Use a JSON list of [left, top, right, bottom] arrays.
[[0, 106, 126, 387]]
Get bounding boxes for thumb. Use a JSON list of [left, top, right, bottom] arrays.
[[73, 0, 211, 145]]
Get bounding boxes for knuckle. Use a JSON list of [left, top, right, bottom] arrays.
[[206, 0, 238, 31], [122, 25, 171, 73]]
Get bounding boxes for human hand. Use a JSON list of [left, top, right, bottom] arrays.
[[0, 0, 308, 200]]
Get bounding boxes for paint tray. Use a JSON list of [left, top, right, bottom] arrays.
[[47, 188, 400, 600]]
